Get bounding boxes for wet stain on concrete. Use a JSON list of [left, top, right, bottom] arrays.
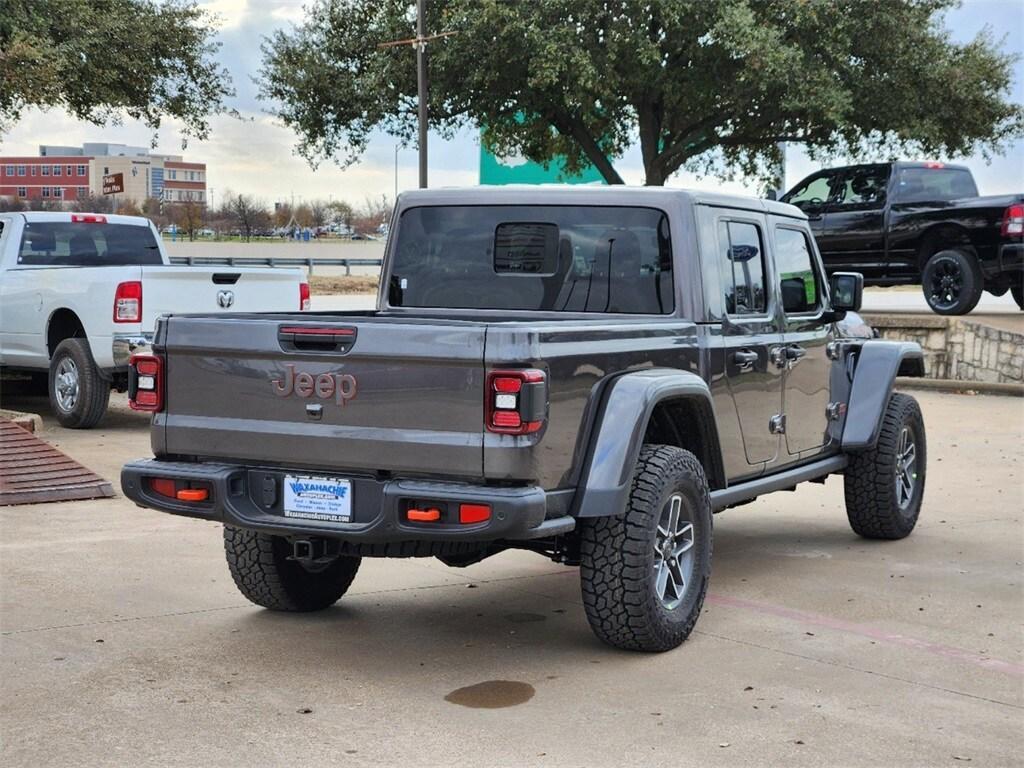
[[444, 680, 536, 709], [503, 612, 547, 623]]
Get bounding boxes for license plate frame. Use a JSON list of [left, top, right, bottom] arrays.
[[283, 475, 352, 523]]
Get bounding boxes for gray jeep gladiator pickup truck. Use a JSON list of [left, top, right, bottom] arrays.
[[121, 187, 927, 652]]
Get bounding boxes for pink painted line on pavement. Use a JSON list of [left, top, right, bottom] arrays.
[[706, 593, 1024, 678]]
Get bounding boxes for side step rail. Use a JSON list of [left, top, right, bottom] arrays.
[[710, 454, 848, 512]]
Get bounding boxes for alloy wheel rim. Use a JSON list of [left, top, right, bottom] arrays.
[[653, 494, 696, 610], [928, 260, 962, 310], [895, 426, 918, 510], [54, 358, 79, 412]]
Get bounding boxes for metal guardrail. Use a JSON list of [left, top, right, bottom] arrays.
[[168, 256, 383, 276]]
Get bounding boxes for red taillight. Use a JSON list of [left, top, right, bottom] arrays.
[[459, 503, 491, 524], [149, 478, 177, 498], [113, 281, 142, 323], [72, 214, 107, 224], [300, 282, 311, 310], [486, 369, 546, 435], [129, 354, 163, 412], [924, 161, 945, 169], [1002, 203, 1024, 237]]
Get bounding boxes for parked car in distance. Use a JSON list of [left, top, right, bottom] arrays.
[[0, 212, 310, 428], [122, 186, 927, 652], [781, 161, 1024, 314]]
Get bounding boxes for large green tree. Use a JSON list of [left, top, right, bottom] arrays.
[[260, 0, 1022, 186], [0, 0, 233, 139]]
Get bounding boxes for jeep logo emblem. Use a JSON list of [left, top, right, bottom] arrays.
[[216, 290, 235, 309], [271, 364, 357, 407]]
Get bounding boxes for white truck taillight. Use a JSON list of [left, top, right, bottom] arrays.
[[128, 354, 164, 412], [300, 282, 311, 310], [113, 281, 143, 322], [1001, 203, 1024, 237], [485, 369, 547, 434]]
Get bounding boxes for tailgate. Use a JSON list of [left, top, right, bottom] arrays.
[[160, 315, 486, 479], [141, 267, 302, 325]]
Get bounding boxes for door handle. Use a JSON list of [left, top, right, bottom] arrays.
[[773, 344, 806, 369], [732, 349, 759, 371], [785, 345, 807, 362]]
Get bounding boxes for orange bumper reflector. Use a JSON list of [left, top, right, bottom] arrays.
[[407, 507, 441, 522], [459, 503, 491, 524], [176, 488, 209, 502]]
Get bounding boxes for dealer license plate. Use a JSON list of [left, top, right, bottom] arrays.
[[283, 475, 352, 523]]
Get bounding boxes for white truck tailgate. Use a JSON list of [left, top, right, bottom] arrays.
[[140, 267, 304, 326]]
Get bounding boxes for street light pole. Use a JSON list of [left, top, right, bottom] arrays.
[[416, 0, 428, 189]]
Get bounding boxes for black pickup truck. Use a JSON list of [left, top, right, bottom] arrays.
[[122, 187, 927, 652], [781, 161, 1024, 315]]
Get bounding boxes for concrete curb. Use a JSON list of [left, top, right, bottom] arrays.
[[0, 409, 43, 433], [895, 377, 1023, 397]]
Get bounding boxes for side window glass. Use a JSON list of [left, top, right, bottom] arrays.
[[719, 220, 767, 315], [775, 228, 821, 314], [834, 167, 888, 208], [783, 174, 832, 209]]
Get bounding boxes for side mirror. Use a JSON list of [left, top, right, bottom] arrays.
[[830, 272, 864, 313], [765, 190, 778, 201]]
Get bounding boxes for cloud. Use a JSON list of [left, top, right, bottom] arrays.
[[2, 0, 1020, 204]]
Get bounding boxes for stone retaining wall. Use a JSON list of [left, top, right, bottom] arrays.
[[863, 314, 1023, 384]]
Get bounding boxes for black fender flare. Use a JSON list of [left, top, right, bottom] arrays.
[[572, 368, 724, 518], [842, 341, 925, 452]]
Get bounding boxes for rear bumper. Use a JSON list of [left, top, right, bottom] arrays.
[[121, 459, 573, 543], [998, 243, 1023, 274], [111, 333, 153, 368]]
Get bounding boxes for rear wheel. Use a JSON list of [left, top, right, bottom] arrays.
[[223, 526, 361, 611], [48, 338, 110, 429], [844, 393, 926, 540], [579, 445, 712, 652], [921, 249, 982, 315]]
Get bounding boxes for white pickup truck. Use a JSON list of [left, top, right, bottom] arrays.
[[0, 211, 308, 428]]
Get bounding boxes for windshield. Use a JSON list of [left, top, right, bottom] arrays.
[[388, 205, 674, 314], [895, 167, 978, 203], [18, 222, 162, 266]]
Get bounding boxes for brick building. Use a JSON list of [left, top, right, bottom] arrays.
[[0, 143, 207, 207]]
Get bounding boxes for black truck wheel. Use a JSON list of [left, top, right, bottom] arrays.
[[224, 526, 361, 611], [48, 338, 110, 429], [1011, 280, 1023, 310], [844, 393, 926, 540], [921, 249, 983, 315], [579, 445, 712, 652]]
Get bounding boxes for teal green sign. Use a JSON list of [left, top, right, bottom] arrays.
[[479, 134, 605, 185]]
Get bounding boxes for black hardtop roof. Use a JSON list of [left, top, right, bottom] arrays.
[[395, 184, 807, 220]]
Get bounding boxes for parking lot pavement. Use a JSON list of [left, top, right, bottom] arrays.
[[1, 391, 1021, 767]]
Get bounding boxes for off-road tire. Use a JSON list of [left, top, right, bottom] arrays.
[[921, 249, 983, 316], [48, 338, 110, 429], [1011, 280, 1023, 311], [224, 525, 361, 611], [579, 445, 713, 652], [844, 393, 926, 540]]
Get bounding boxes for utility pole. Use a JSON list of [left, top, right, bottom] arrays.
[[394, 144, 400, 201], [379, 2, 456, 190], [416, 0, 428, 188]]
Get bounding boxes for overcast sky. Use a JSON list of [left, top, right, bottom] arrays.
[[3, 0, 1022, 207]]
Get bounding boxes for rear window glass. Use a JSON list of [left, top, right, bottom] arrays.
[[895, 168, 978, 203], [389, 206, 674, 313], [18, 222, 162, 266]]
